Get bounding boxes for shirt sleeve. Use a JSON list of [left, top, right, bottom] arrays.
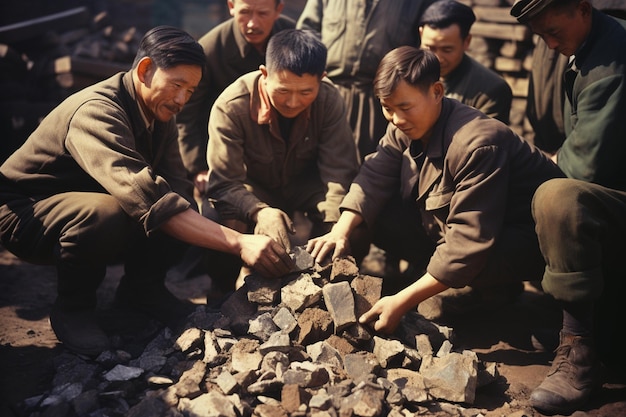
[[65, 100, 191, 235], [558, 74, 626, 189]]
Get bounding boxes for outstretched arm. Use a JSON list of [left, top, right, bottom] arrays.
[[160, 208, 293, 278], [359, 272, 449, 334]]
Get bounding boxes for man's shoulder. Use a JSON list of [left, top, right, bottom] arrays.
[[216, 71, 259, 103], [464, 55, 509, 87], [443, 99, 507, 135], [275, 14, 297, 30], [308, 78, 346, 111], [198, 19, 234, 50]]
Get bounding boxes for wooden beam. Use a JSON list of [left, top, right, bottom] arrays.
[[0, 7, 89, 44]]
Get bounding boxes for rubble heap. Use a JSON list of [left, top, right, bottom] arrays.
[[19, 248, 508, 417]]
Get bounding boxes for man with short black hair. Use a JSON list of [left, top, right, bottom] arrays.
[[419, 0, 513, 123], [0, 26, 293, 357], [176, 0, 295, 199], [307, 46, 563, 342], [207, 29, 360, 289]]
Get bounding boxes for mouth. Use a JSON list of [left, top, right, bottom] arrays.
[[165, 105, 181, 115]]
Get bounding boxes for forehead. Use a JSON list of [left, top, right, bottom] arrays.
[[529, 7, 572, 33], [233, 0, 277, 10], [421, 23, 463, 41], [266, 70, 320, 88], [156, 64, 202, 85], [380, 80, 427, 105]]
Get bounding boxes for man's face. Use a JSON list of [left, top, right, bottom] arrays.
[[419, 24, 470, 79], [529, 2, 589, 56], [380, 79, 443, 141], [138, 60, 202, 123], [261, 66, 322, 119], [228, 0, 283, 50]]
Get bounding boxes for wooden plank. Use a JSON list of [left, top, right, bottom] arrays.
[[48, 56, 129, 77], [471, 21, 531, 42], [495, 56, 523, 72], [0, 7, 89, 44], [473, 6, 519, 24]]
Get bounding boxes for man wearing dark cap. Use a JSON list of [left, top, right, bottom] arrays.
[[511, 0, 626, 414]]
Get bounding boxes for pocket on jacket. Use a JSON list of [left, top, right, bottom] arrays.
[[424, 189, 453, 211]]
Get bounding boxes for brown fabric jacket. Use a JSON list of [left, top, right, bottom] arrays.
[[207, 71, 359, 223], [176, 15, 296, 176], [0, 72, 194, 235], [341, 98, 564, 287]]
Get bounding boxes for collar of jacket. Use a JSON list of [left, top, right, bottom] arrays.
[[123, 71, 167, 164], [251, 73, 312, 125], [123, 71, 153, 139], [442, 54, 471, 91]]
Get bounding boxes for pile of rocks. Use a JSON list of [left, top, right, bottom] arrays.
[[20, 249, 503, 417]]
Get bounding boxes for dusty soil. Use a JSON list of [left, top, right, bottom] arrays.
[[1, 245, 625, 417]]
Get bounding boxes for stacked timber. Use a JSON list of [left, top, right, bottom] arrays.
[[0, 4, 141, 161], [461, 0, 534, 140]]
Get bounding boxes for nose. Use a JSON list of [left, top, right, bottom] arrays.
[[247, 14, 258, 29], [174, 89, 187, 105], [542, 35, 559, 50], [285, 93, 299, 109], [392, 112, 405, 126]]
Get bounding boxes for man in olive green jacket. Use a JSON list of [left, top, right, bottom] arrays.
[[207, 29, 359, 287]]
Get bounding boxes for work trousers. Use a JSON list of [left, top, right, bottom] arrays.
[[334, 82, 389, 162], [532, 178, 626, 304], [0, 191, 184, 309], [371, 194, 546, 289], [532, 177, 626, 370]]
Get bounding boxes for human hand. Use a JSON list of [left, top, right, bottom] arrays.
[[306, 230, 350, 265], [238, 233, 294, 278], [254, 207, 295, 252], [358, 294, 411, 334]]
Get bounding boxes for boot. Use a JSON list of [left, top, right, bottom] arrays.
[[115, 277, 196, 329], [530, 331, 602, 415], [49, 302, 110, 356]]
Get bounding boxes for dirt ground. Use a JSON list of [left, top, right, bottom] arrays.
[[1, 244, 625, 417]]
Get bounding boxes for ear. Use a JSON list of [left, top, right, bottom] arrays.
[[432, 80, 444, 101], [276, 1, 284, 14], [259, 64, 268, 78], [579, 0, 592, 17], [463, 33, 472, 51], [136, 57, 154, 84], [418, 26, 424, 37], [228, 0, 236, 17]]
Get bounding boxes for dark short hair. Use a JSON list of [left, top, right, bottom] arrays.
[[132, 26, 205, 71], [419, 0, 476, 39], [373, 46, 441, 99], [265, 29, 327, 77]]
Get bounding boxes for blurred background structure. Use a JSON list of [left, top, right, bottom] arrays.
[[1, 0, 625, 162]]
